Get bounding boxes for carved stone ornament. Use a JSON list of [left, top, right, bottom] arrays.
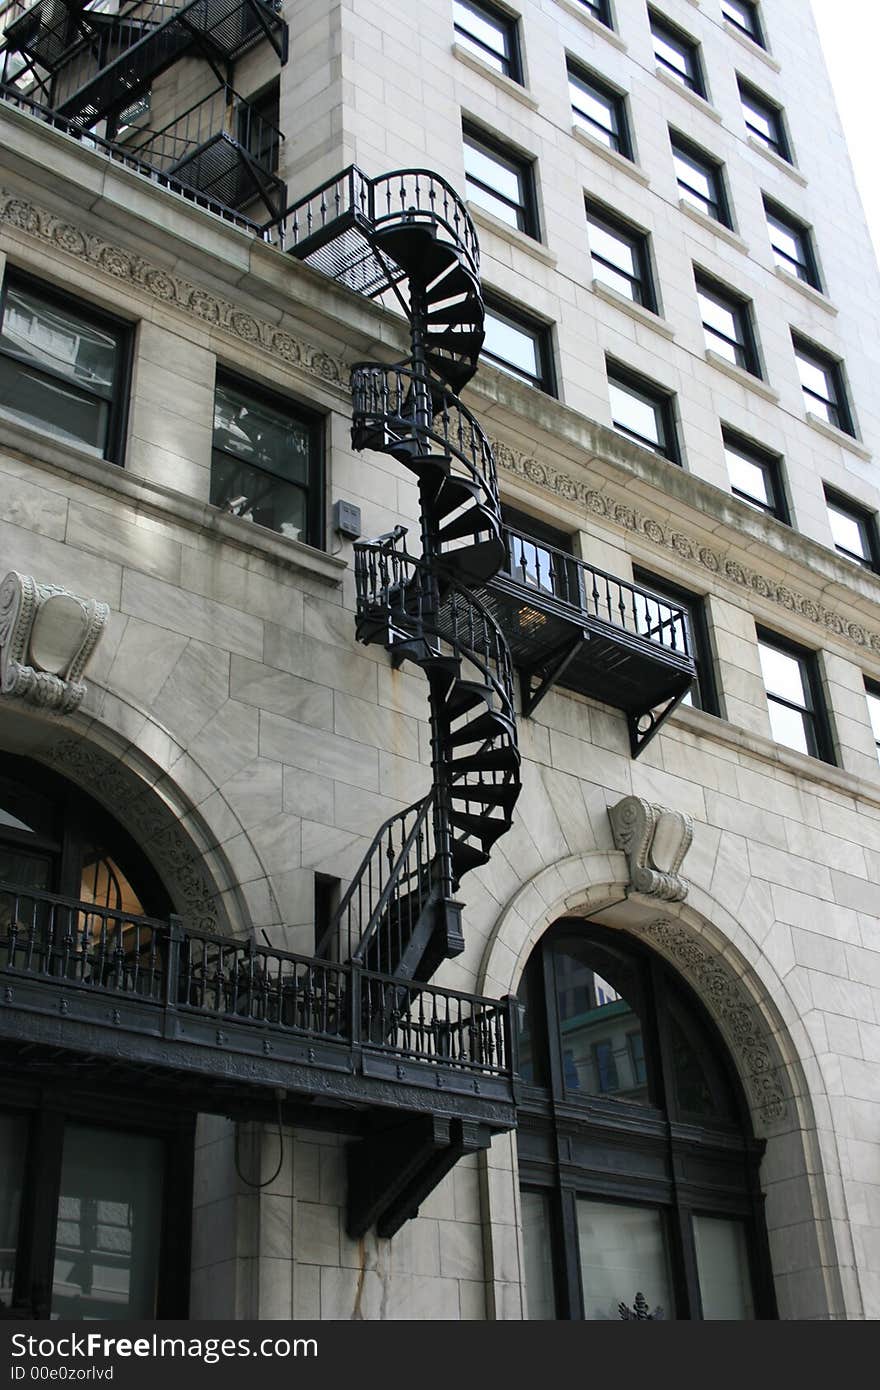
[[0, 571, 108, 713], [609, 795, 693, 902]]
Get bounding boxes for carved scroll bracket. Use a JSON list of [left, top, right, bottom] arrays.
[[0, 570, 108, 713], [609, 794, 693, 902]]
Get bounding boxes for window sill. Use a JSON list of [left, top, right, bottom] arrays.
[[0, 413, 347, 586], [654, 67, 723, 124], [805, 411, 871, 460], [723, 20, 781, 72], [571, 125, 651, 186], [451, 44, 540, 111], [591, 280, 675, 339], [703, 350, 779, 403], [746, 134, 807, 185], [773, 265, 837, 315], [555, 0, 627, 52], [467, 202, 558, 267], [678, 199, 748, 253]]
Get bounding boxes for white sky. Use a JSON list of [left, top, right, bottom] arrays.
[[810, 0, 880, 264]]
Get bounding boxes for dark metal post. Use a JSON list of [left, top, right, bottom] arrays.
[[164, 914, 184, 1022]]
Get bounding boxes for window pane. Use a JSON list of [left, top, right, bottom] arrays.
[[609, 380, 662, 449], [766, 213, 802, 268], [211, 451, 307, 539], [463, 140, 522, 206], [453, 0, 510, 73], [699, 289, 739, 342], [867, 688, 880, 755], [589, 223, 638, 279], [52, 1125, 165, 1320], [693, 1216, 755, 1319], [0, 355, 110, 454], [766, 699, 810, 755], [521, 1191, 556, 1318], [214, 382, 311, 485], [0, 1111, 28, 1308], [722, 0, 759, 39], [654, 31, 691, 85], [570, 77, 619, 148], [577, 1199, 673, 1320], [673, 149, 713, 203], [795, 352, 833, 402], [827, 503, 869, 560], [1, 285, 117, 394], [726, 446, 771, 507], [758, 643, 808, 705], [483, 309, 540, 379], [553, 939, 651, 1104]]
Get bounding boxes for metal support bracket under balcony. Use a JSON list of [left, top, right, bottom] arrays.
[[521, 630, 589, 718]]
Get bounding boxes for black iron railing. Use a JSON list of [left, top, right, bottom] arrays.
[[502, 524, 691, 658], [0, 882, 514, 1078]]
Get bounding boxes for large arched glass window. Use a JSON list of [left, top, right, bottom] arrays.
[[516, 921, 776, 1320]]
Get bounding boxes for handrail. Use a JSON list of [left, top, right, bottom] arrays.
[[502, 524, 692, 658]]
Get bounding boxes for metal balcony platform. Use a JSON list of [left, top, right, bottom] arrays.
[[477, 526, 697, 755]]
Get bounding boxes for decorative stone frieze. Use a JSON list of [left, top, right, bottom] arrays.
[[0, 571, 108, 713], [609, 795, 693, 902]]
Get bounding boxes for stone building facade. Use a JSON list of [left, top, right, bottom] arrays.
[[0, 0, 878, 1321]]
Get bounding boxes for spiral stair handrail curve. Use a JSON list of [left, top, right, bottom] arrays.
[[325, 168, 521, 986]]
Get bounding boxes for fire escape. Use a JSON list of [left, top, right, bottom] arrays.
[[0, 0, 288, 220]]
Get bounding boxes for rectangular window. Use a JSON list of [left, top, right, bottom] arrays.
[[578, 0, 611, 24], [633, 569, 717, 713], [670, 133, 730, 226], [693, 1216, 756, 1320], [452, 0, 521, 81], [738, 78, 790, 160], [696, 273, 760, 376], [502, 506, 580, 605], [722, 430, 788, 522], [586, 203, 655, 310], [866, 682, 880, 764], [763, 199, 820, 289], [0, 273, 130, 462], [607, 362, 678, 462], [792, 335, 853, 435], [521, 1190, 558, 1319], [757, 631, 833, 761], [238, 80, 280, 173], [721, 0, 764, 46], [650, 11, 705, 96], [577, 1199, 674, 1321], [824, 489, 879, 571], [568, 65, 631, 158], [483, 299, 554, 393], [463, 125, 538, 237], [211, 373, 324, 544]]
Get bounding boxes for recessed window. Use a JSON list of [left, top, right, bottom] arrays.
[[824, 489, 878, 571], [453, 0, 521, 81], [738, 78, 790, 161], [670, 132, 730, 227], [866, 682, 880, 764], [462, 124, 538, 237], [722, 430, 788, 522], [763, 199, 820, 289], [568, 64, 631, 158], [586, 203, 656, 310], [211, 373, 324, 544], [792, 335, 853, 435], [650, 10, 706, 96], [502, 506, 580, 605], [607, 361, 678, 462], [238, 80, 280, 174], [577, 0, 611, 24], [633, 570, 717, 713], [757, 631, 833, 762], [483, 298, 554, 393], [696, 272, 760, 376], [722, 0, 764, 46], [0, 273, 130, 461]]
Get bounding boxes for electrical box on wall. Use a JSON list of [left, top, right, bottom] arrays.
[[333, 500, 362, 539]]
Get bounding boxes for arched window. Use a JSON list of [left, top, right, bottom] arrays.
[[516, 921, 776, 1320]]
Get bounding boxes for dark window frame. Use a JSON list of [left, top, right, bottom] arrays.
[[501, 505, 581, 605], [633, 568, 718, 715], [237, 78, 281, 174], [649, 9, 706, 97], [586, 201, 657, 311], [567, 62, 632, 159], [792, 334, 854, 436], [738, 78, 790, 161], [452, 0, 522, 82], [763, 198, 821, 290], [577, 0, 612, 26], [211, 368, 325, 548], [482, 295, 555, 394], [0, 269, 132, 465], [695, 271, 761, 377], [823, 488, 880, 573], [462, 122, 540, 238], [670, 131, 731, 227], [516, 921, 777, 1322], [607, 359, 679, 463], [756, 628, 835, 763], [722, 429, 789, 523], [866, 680, 880, 764], [722, 0, 765, 46]]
